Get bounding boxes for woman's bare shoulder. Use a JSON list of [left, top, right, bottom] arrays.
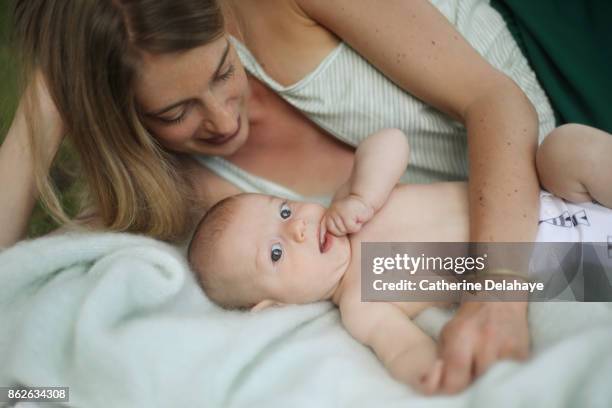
[[228, 0, 339, 86]]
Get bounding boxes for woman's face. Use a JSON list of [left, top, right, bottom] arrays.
[[135, 35, 250, 156]]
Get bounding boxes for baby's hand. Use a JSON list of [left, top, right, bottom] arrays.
[[416, 359, 444, 395], [323, 194, 374, 237], [388, 352, 444, 395]]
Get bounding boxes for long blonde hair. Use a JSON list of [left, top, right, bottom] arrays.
[[11, 0, 225, 241]]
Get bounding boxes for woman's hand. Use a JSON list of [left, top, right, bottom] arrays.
[[438, 301, 530, 393]]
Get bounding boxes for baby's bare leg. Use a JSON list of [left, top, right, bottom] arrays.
[[537, 124, 612, 207]]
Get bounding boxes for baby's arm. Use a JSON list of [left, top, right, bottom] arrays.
[[348, 128, 410, 210], [324, 129, 409, 236], [340, 295, 441, 394]]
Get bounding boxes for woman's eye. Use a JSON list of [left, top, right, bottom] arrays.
[[158, 103, 192, 125], [271, 243, 283, 262], [160, 112, 186, 125], [217, 64, 235, 82], [280, 202, 292, 219]]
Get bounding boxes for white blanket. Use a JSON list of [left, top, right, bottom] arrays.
[[1, 233, 611, 407]]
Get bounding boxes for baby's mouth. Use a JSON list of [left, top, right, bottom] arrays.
[[318, 221, 333, 253], [318, 222, 326, 253], [320, 232, 333, 253], [319, 223, 324, 252]]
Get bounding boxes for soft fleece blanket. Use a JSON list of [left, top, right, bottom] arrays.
[[1, 233, 611, 408]]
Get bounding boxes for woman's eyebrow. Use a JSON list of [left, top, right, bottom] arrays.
[[212, 39, 232, 80], [144, 40, 231, 117]]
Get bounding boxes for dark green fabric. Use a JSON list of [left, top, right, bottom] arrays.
[[491, 0, 612, 133]]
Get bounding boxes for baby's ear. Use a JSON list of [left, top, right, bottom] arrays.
[[251, 299, 284, 312]]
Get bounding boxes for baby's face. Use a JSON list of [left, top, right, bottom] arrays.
[[216, 194, 351, 305]]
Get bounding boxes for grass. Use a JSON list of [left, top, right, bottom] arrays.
[[0, 1, 82, 238]]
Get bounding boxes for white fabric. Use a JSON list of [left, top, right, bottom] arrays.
[[195, 156, 332, 206], [1, 233, 612, 407]]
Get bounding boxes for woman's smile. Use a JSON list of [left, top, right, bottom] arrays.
[[201, 115, 242, 146]]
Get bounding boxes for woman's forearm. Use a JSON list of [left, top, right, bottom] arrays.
[[464, 78, 540, 247], [0, 113, 38, 248], [0, 108, 61, 248], [435, 79, 537, 392]]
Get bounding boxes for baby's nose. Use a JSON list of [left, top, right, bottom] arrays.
[[290, 219, 306, 243]]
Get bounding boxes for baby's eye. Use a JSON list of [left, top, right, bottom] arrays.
[[271, 243, 283, 262], [280, 202, 292, 219]]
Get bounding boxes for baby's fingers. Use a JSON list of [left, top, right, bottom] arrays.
[[419, 360, 444, 395], [356, 205, 375, 225], [319, 219, 327, 246], [341, 215, 363, 234], [325, 213, 347, 236]]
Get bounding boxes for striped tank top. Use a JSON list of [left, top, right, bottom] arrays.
[[196, 0, 556, 205]]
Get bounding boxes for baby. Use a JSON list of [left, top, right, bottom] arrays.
[[188, 126, 612, 394]]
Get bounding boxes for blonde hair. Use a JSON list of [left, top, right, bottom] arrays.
[[11, 0, 225, 241]]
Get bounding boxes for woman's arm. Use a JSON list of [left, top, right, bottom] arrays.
[[295, 0, 539, 239], [296, 0, 537, 391], [0, 74, 64, 248]]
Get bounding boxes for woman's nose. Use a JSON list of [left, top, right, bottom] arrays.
[[289, 219, 306, 243], [201, 97, 236, 135]]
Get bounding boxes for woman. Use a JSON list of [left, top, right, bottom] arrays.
[[0, 0, 565, 393]]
